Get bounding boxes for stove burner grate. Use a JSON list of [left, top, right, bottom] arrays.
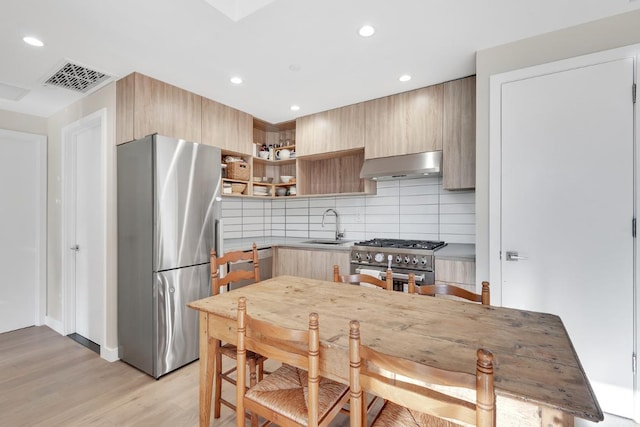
[[354, 238, 446, 251]]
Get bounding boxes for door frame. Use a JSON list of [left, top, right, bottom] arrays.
[[61, 109, 107, 346], [489, 44, 640, 420], [0, 129, 47, 328]]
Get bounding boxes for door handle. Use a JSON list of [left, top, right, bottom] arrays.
[[70, 244, 80, 252], [506, 251, 527, 261]]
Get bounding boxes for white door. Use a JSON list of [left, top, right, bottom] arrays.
[[0, 130, 46, 333], [63, 112, 105, 346], [500, 58, 635, 417]]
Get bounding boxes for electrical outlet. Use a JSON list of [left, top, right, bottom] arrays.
[[356, 211, 363, 223]]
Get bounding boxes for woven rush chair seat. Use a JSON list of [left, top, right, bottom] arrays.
[[244, 363, 349, 426], [371, 401, 462, 427], [236, 296, 350, 427]]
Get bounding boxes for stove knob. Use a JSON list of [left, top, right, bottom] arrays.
[[395, 255, 402, 264], [420, 257, 428, 265], [411, 257, 419, 265], [403, 256, 410, 264], [355, 252, 361, 260], [365, 253, 372, 261], [374, 252, 384, 263]]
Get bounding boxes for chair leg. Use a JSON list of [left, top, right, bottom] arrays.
[[214, 350, 223, 418], [258, 359, 264, 381], [249, 359, 258, 427]]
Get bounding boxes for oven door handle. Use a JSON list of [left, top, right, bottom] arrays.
[[356, 268, 425, 283]]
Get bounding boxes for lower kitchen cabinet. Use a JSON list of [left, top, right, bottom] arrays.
[[273, 247, 350, 282], [434, 259, 476, 293]]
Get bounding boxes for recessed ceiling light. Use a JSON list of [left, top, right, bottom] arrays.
[[23, 36, 44, 47], [399, 74, 412, 82], [290, 105, 300, 111], [358, 25, 375, 37], [230, 76, 243, 85]]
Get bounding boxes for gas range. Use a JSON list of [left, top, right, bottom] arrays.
[[351, 239, 446, 271], [350, 239, 446, 289]]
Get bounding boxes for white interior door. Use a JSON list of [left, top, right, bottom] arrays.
[[500, 58, 635, 417], [64, 111, 105, 346], [0, 130, 46, 333]]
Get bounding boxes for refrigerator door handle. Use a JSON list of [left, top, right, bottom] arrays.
[[215, 219, 223, 257]]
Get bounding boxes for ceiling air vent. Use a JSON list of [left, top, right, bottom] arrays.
[[44, 61, 111, 93]]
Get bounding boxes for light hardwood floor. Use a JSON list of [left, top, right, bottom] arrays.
[[1, 326, 637, 426], [0, 326, 351, 427]]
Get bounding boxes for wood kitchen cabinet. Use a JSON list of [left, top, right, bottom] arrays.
[[364, 85, 443, 159], [116, 72, 202, 144], [295, 102, 365, 156], [202, 98, 253, 154], [443, 76, 476, 190], [435, 259, 476, 293], [273, 247, 350, 281]]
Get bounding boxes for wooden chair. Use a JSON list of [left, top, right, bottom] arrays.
[[410, 281, 491, 305], [333, 265, 393, 290], [210, 243, 266, 424], [236, 296, 350, 427], [349, 319, 495, 427]]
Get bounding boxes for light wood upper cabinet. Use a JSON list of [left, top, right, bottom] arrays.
[[364, 85, 443, 159], [116, 72, 202, 144], [202, 98, 253, 154], [443, 76, 476, 190], [296, 103, 365, 156]]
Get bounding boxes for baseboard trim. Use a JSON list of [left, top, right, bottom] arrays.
[[101, 345, 120, 362], [45, 316, 64, 335]]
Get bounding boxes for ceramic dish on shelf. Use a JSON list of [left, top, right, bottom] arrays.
[[275, 187, 287, 196], [280, 175, 294, 184]]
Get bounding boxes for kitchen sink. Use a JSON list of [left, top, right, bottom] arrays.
[[302, 239, 352, 245]]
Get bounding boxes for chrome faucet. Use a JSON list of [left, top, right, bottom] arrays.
[[322, 208, 345, 241]]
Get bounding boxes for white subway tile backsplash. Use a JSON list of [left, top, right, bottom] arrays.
[[335, 196, 365, 207], [399, 204, 439, 215], [440, 203, 475, 214], [309, 197, 335, 207], [440, 191, 474, 204], [222, 178, 476, 243], [365, 196, 398, 207], [286, 199, 309, 209], [399, 194, 439, 206], [440, 214, 476, 224], [400, 223, 439, 234], [242, 216, 264, 225], [398, 177, 440, 187], [441, 234, 475, 244], [399, 185, 439, 197], [440, 224, 476, 235]]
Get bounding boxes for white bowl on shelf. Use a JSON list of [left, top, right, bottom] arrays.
[[276, 187, 288, 196], [280, 175, 294, 184]]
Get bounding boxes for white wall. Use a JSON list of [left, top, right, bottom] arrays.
[[475, 9, 640, 285], [46, 83, 117, 349], [222, 177, 475, 244]]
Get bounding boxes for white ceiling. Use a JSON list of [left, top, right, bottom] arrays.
[[1, 0, 639, 124]]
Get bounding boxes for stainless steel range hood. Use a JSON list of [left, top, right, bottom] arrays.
[[360, 151, 442, 181]]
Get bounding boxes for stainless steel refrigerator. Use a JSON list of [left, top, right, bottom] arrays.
[[117, 134, 222, 378]]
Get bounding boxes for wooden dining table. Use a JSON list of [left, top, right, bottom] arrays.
[[187, 275, 603, 426]]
